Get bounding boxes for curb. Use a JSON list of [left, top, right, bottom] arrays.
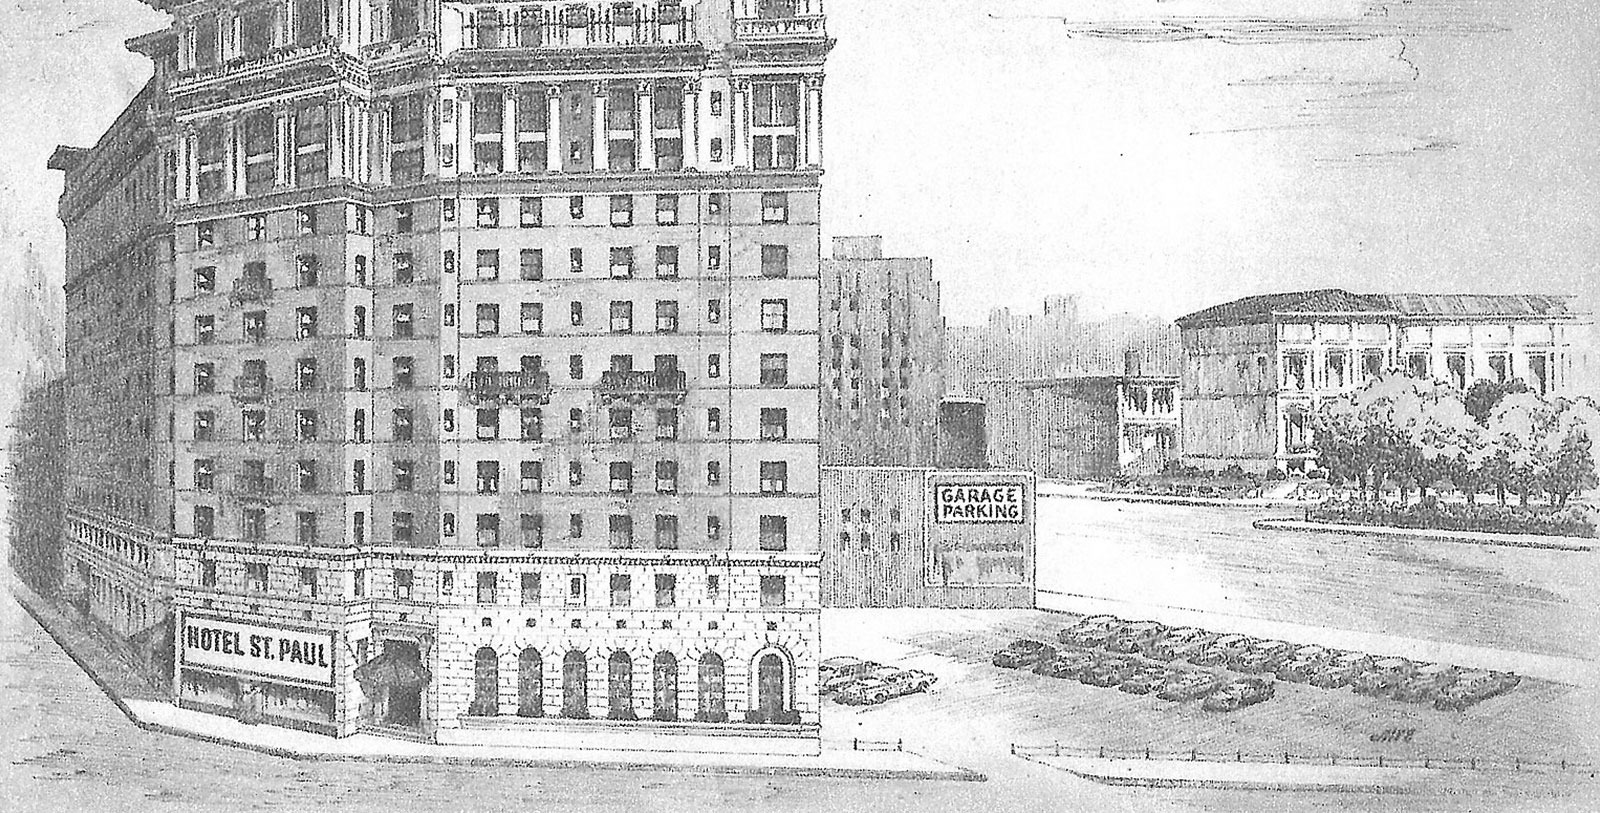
[[1252, 519, 1595, 552], [1044, 486, 1310, 510], [1014, 753, 1411, 793], [11, 585, 984, 782]]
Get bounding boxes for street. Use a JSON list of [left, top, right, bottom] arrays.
[[4, 494, 1599, 812]]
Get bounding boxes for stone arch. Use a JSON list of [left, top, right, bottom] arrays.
[[469, 645, 499, 716]]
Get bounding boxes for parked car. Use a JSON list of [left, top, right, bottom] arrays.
[[1392, 664, 1460, 703], [1118, 664, 1181, 695], [1434, 670, 1521, 711], [1080, 654, 1143, 687], [1105, 621, 1168, 654], [1352, 657, 1418, 697], [1148, 628, 1218, 661], [835, 668, 937, 705], [993, 639, 1056, 669], [820, 656, 877, 689], [1234, 640, 1296, 674], [1058, 615, 1123, 648], [1201, 677, 1276, 712], [1308, 652, 1373, 689], [1276, 646, 1335, 682], [1157, 670, 1228, 702], [1034, 649, 1097, 679], [1187, 633, 1255, 668], [825, 665, 899, 696]]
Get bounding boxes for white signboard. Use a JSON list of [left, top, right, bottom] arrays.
[[179, 614, 336, 686], [932, 482, 1027, 524]]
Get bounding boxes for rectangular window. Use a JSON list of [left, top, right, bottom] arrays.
[[520, 407, 543, 440], [653, 514, 679, 550], [519, 249, 544, 280], [760, 575, 787, 607], [201, 560, 218, 588], [655, 461, 678, 495], [609, 461, 634, 493], [475, 249, 500, 280], [395, 203, 415, 232], [296, 409, 319, 441], [759, 516, 788, 552], [569, 354, 584, 380], [299, 567, 319, 598], [707, 353, 721, 379], [1407, 353, 1429, 379], [476, 514, 501, 548], [761, 192, 789, 223], [519, 196, 543, 228], [293, 103, 329, 185], [473, 6, 502, 48], [760, 461, 789, 494], [609, 247, 634, 278], [193, 458, 215, 491], [242, 409, 266, 441], [195, 265, 216, 294], [609, 408, 634, 440], [520, 302, 544, 333], [707, 245, 722, 270], [1363, 350, 1386, 379], [652, 245, 680, 279], [760, 299, 789, 332], [294, 357, 319, 390], [476, 460, 500, 494], [295, 306, 319, 339], [393, 408, 415, 441], [520, 460, 543, 492], [1283, 352, 1309, 390], [706, 460, 722, 486], [609, 300, 634, 333], [760, 244, 790, 278], [654, 574, 677, 607], [760, 353, 789, 386], [608, 515, 633, 549], [609, 195, 634, 226], [393, 356, 415, 389], [520, 513, 544, 548], [521, 572, 541, 605], [707, 407, 722, 434], [655, 408, 679, 441], [1326, 350, 1348, 390], [707, 299, 722, 324], [1487, 352, 1510, 383], [194, 410, 215, 441], [245, 561, 267, 591], [477, 571, 499, 604], [1446, 352, 1468, 389], [760, 408, 789, 440], [297, 510, 319, 545], [569, 247, 584, 274], [609, 574, 632, 608], [296, 459, 317, 492], [393, 460, 416, 492], [655, 300, 679, 333], [195, 315, 215, 345], [476, 303, 501, 335], [395, 568, 414, 600]]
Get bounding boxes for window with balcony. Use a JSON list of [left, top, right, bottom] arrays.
[[195, 265, 216, 294], [655, 461, 678, 494], [761, 192, 789, 223], [760, 408, 789, 440], [608, 515, 634, 549], [760, 353, 789, 386], [393, 408, 414, 441], [610, 195, 634, 226], [520, 407, 543, 440], [759, 516, 788, 552], [609, 301, 634, 333], [760, 244, 789, 278], [760, 461, 789, 494], [295, 357, 319, 390], [609, 247, 634, 279], [477, 461, 501, 494], [760, 299, 789, 332], [520, 460, 544, 492], [655, 300, 679, 333], [477, 304, 501, 335], [476, 514, 501, 548]]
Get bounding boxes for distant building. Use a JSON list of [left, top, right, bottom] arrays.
[[1175, 289, 1593, 473], [936, 396, 986, 469], [820, 236, 944, 466], [976, 355, 1180, 480], [945, 299, 1179, 394], [7, 379, 68, 596], [819, 467, 1033, 608]]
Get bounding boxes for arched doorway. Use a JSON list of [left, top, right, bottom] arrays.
[[517, 648, 543, 717], [696, 652, 726, 722], [756, 652, 788, 722], [561, 650, 588, 718], [469, 647, 499, 716], [652, 652, 678, 721], [607, 651, 635, 720]]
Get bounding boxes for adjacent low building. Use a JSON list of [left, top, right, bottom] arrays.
[[1175, 289, 1592, 473]]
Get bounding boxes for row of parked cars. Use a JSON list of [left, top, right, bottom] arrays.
[[818, 656, 938, 706], [992, 632, 1276, 713], [1001, 615, 1521, 711]]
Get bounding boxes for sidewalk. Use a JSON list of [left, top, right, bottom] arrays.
[[1254, 518, 1596, 552], [1015, 752, 1421, 791], [11, 578, 981, 782], [1034, 590, 1600, 688], [1041, 481, 1316, 509]]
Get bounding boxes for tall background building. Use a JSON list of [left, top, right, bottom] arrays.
[[51, 0, 832, 749], [820, 235, 943, 466]]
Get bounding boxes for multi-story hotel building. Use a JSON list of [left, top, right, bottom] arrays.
[[1175, 289, 1591, 473], [52, 0, 831, 750]]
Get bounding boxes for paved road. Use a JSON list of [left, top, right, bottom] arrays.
[[1036, 496, 1600, 661]]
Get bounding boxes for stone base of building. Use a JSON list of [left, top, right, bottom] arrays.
[[439, 716, 822, 755]]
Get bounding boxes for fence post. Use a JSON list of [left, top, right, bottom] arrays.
[[1009, 743, 1015, 756], [1236, 750, 1242, 763], [1054, 741, 1060, 758], [1284, 751, 1290, 765], [1191, 748, 1197, 762], [1424, 757, 1430, 768], [1331, 755, 1337, 766], [1514, 758, 1520, 771], [1145, 747, 1151, 761], [852, 737, 857, 751], [1099, 746, 1105, 759], [1378, 755, 1384, 768], [897, 739, 902, 752], [1471, 758, 1477, 770]]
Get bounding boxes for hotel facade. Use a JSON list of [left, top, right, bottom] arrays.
[[52, 0, 831, 750]]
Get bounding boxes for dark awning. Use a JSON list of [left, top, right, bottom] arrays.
[[354, 651, 432, 690]]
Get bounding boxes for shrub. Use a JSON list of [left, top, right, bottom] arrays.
[[1308, 502, 1596, 538], [1265, 467, 1286, 481]]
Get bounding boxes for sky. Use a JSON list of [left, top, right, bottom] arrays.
[[0, 0, 1595, 340]]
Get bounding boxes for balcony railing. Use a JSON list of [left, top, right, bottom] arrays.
[[232, 475, 280, 503], [174, 38, 342, 90], [598, 369, 687, 402], [734, 14, 825, 39], [360, 31, 441, 60], [461, 5, 695, 51], [465, 370, 552, 405], [231, 276, 273, 305], [231, 375, 272, 403]]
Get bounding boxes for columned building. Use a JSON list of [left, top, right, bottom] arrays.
[[55, 0, 831, 750]]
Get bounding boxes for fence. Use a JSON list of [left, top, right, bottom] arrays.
[[1010, 743, 1596, 772]]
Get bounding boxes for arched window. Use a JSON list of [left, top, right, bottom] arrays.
[[696, 652, 726, 723], [561, 650, 588, 718], [652, 652, 678, 721], [517, 648, 543, 717], [607, 651, 635, 720], [755, 652, 788, 723], [469, 646, 499, 716]]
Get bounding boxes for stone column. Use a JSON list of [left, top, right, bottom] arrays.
[[502, 86, 517, 172], [327, 97, 346, 179], [457, 87, 474, 175], [546, 84, 563, 172], [681, 80, 699, 169], [637, 80, 655, 171], [229, 118, 247, 195], [174, 128, 192, 202], [592, 81, 609, 171], [733, 79, 751, 168], [804, 75, 823, 168], [374, 99, 390, 186], [274, 106, 293, 187]]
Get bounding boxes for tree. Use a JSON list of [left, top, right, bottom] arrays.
[[1543, 397, 1600, 507], [1464, 378, 1532, 426], [1488, 393, 1557, 507]]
